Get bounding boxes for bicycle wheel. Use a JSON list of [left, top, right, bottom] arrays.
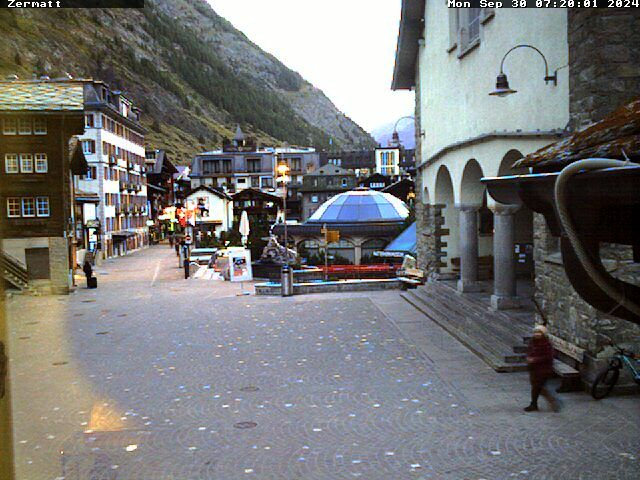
[[591, 366, 620, 400]]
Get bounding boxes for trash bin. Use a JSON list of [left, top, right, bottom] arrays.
[[281, 265, 294, 297]]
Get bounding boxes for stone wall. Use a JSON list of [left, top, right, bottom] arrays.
[[415, 201, 445, 281], [568, 9, 640, 129], [48, 237, 71, 295], [533, 214, 640, 384]]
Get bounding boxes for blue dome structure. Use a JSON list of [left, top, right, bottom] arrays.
[[307, 189, 409, 224]]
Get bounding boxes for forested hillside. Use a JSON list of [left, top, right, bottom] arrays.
[[0, 0, 375, 163]]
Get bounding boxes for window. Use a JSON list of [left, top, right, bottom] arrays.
[[467, 8, 481, 44], [34, 118, 47, 135], [5, 154, 18, 173], [35, 154, 48, 173], [261, 177, 273, 188], [341, 178, 348, 187], [223, 160, 232, 173], [18, 118, 32, 135], [7, 198, 20, 217], [251, 176, 260, 187], [311, 195, 318, 203], [291, 158, 301, 171], [247, 158, 261, 173], [20, 154, 33, 173], [22, 197, 35, 217], [36, 197, 50, 217], [85, 114, 94, 128], [3, 118, 17, 135], [85, 166, 98, 180], [448, 9, 459, 52], [82, 140, 96, 154]]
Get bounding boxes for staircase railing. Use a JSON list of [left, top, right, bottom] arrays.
[[1, 251, 28, 287]]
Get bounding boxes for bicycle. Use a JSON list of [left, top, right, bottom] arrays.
[[591, 344, 640, 400]]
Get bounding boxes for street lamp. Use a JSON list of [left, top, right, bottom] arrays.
[[276, 159, 290, 264], [391, 116, 415, 147], [489, 44, 561, 97]]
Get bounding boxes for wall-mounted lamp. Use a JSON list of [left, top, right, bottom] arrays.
[[489, 44, 562, 97]]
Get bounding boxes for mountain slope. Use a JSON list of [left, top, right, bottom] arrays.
[[0, 0, 375, 163]]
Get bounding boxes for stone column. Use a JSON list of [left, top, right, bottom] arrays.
[[456, 204, 483, 293], [491, 204, 520, 310]]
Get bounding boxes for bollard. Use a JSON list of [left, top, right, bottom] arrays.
[[183, 259, 190, 279], [281, 265, 293, 297]]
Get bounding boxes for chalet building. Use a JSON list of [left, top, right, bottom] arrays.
[[382, 178, 416, 206], [145, 149, 177, 241], [189, 126, 321, 199], [231, 188, 283, 226], [299, 165, 357, 221], [0, 79, 86, 294], [393, 4, 639, 383], [185, 186, 233, 238], [324, 150, 375, 177], [358, 172, 393, 191], [76, 80, 148, 260]]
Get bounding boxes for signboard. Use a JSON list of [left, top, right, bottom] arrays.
[[229, 249, 253, 282]]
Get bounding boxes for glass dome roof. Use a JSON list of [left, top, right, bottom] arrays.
[[307, 189, 409, 224]]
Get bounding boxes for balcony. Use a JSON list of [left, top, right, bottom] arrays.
[[119, 181, 127, 191]]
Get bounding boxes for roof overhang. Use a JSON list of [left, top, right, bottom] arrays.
[[482, 165, 640, 324], [392, 0, 425, 91]]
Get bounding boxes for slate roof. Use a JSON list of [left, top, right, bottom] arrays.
[[515, 99, 640, 170], [0, 80, 85, 111]]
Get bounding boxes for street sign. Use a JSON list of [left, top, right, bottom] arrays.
[[320, 228, 340, 244]]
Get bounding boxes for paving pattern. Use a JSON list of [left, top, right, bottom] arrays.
[[7, 246, 640, 480]]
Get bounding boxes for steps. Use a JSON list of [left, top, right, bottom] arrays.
[[1, 251, 37, 294], [401, 281, 535, 372]]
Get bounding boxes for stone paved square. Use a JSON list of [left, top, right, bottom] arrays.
[[7, 247, 640, 479]]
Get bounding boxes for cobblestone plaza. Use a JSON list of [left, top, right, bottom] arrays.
[[7, 247, 640, 479]]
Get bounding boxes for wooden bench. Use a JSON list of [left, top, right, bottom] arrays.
[[548, 334, 585, 392]]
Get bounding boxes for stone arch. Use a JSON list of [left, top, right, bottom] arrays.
[[498, 149, 528, 177], [460, 159, 485, 207], [495, 148, 535, 283], [434, 165, 459, 274]]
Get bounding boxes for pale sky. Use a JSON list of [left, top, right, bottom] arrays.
[[206, 0, 414, 134]]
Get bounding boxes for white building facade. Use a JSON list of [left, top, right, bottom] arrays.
[[393, 3, 569, 308], [76, 81, 148, 260], [185, 186, 233, 238], [374, 147, 401, 178]]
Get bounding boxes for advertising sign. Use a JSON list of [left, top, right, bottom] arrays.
[[229, 249, 253, 283]]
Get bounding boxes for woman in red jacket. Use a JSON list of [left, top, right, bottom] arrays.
[[525, 325, 562, 412]]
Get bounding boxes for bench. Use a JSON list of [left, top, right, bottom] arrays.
[[548, 334, 585, 392]]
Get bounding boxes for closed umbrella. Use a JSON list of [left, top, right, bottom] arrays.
[[239, 210, 250, 246]]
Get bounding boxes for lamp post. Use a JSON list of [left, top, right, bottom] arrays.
[[489, 44, 564, 97], [391, 115, 415, 147], [276, 159, 290, 264]]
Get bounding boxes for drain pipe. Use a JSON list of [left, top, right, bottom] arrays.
[[554, 158, 640, 318]]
